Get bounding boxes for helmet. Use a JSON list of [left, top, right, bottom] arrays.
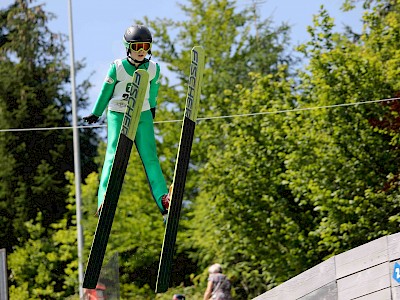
[[123, 24, 152, 49]]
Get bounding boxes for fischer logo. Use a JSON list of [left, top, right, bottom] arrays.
[[185, 49, 198, 118], [121, 72, 141, 136]]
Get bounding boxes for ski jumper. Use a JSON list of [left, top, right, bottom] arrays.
[[92, 58, 168, 213]]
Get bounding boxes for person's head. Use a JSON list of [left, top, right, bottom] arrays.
[[172, 294, 185, 300], [123, 24, 152, 63], [208, 263, 222, 274]]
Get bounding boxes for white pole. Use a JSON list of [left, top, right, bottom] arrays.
[[0, 249, 8, 300], [67, 0, 84, 297]]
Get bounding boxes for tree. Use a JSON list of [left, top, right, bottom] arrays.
[[0, 0, 98, 251], [9, 0, 400, 298], [77, 0, 292, 298], [290, 2, 400, 254], [136, 0, 292, 297], [189, 69, 306, 298], [185, 1, 400, 298], [7, 172, 82, 299]]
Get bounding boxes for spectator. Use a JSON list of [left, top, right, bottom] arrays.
[[203, 263, 232, 300]]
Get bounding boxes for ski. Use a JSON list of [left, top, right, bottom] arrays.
[[155, 46, 205, 293], [83, 69, 149, 289]]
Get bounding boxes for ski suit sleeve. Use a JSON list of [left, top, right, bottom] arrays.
[[148, 63, 160, 108], [92, 63, 117, 117]]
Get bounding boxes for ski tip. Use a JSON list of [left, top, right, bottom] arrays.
[[192, 45, 204, 52]]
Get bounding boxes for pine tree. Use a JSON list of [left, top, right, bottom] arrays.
[[0, 0, 98, 251]]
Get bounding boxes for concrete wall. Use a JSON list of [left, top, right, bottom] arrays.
[[253, 232, 400, 300]]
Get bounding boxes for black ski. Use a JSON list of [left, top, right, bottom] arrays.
[[155, 46, 205, 293], [83, 69, 149, 289]]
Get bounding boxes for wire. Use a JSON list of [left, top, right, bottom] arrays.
[[0, 124, 107, 133], [197, 96, 400, 121], [0, 96, 398, 133]]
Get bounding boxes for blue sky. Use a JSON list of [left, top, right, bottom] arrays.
[[2, 1, 363, 115]]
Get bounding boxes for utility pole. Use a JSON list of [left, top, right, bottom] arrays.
[[67, 0, 84, 298], [0, 249, 8, 300]]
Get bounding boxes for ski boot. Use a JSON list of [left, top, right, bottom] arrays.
[[161, 185, 173, 224]]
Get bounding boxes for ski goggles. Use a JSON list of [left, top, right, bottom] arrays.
[[129, 42, 151, 52]]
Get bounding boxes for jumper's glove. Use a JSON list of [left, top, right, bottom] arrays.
[[83, 114, 100, 124], [150, 107, 156, 119]]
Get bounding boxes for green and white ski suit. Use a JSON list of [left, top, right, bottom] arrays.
[[91, 58, 168, 213]]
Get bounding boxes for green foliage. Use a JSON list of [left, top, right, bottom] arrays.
[[6, 0, 400, 299], [8, 173, 80, 299], [291, 3, 400, 256], [190, 70, 307, 298], [179, 1, 400, 298], [139, 0, 292, 298], [0, 0, 98, 253]]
